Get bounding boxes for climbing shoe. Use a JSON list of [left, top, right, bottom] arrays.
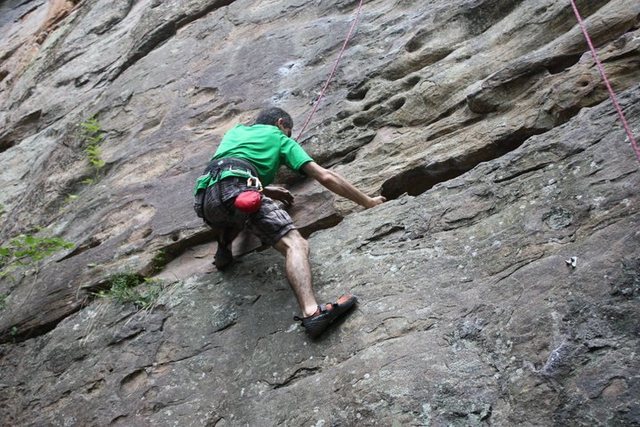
[[214, 244, 233, 271], [294, 294, 358, 338]]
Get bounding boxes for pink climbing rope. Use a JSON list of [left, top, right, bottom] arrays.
[[296, 0, 365, 141], [569, 0, 640, 163]]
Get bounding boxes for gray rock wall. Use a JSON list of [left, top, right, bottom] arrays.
[[0, 0, 638, 425]]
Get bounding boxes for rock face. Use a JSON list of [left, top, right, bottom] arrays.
[[1, 0, 639, 425]]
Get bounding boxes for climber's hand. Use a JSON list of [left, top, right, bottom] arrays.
[[263, 186, 294, 206]]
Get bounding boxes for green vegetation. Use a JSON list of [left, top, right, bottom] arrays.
[[150, 250, 168, 275], [63, 117, 106, 207], [95, 273, 163, 310], [0, 233, 74, 279], [79, 117, 106, 180], [65, 194, 79, 204], [0, 293, 6, 310], [0, 203, 5, 216]]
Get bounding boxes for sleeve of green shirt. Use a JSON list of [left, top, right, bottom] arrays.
[[280, 135, 314, 172]]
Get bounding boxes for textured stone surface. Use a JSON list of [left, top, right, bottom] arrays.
[[0, 0, 639, 425]]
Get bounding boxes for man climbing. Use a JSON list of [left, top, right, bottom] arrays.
[[194, 107, 385, 337]]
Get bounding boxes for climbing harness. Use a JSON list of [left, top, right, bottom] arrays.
[[193, 158, 262, 218], [296, 0, 365, 141], [569, 0, 640, 164]]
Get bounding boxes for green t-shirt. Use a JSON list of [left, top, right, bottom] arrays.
[[212, 124, 314, 186]]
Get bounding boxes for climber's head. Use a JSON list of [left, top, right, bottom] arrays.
[[255, 107, 293, 137]]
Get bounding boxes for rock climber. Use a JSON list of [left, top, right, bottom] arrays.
[[194, 107, 386, 337]]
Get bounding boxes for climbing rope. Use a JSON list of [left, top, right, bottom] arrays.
[[296, 0, 365, 141], [569, 0, 640, 164]]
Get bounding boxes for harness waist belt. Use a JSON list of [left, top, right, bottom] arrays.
[[211, 157, 257, 177], [193, 157, 259, 195]]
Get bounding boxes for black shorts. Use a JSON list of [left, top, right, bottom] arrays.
[[203, 177, 296, 246]]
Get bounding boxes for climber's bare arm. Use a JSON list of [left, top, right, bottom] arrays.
[[302, 162, 386, 209]]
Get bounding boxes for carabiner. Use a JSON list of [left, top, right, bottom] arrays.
[[247, 176, 263, 192]]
